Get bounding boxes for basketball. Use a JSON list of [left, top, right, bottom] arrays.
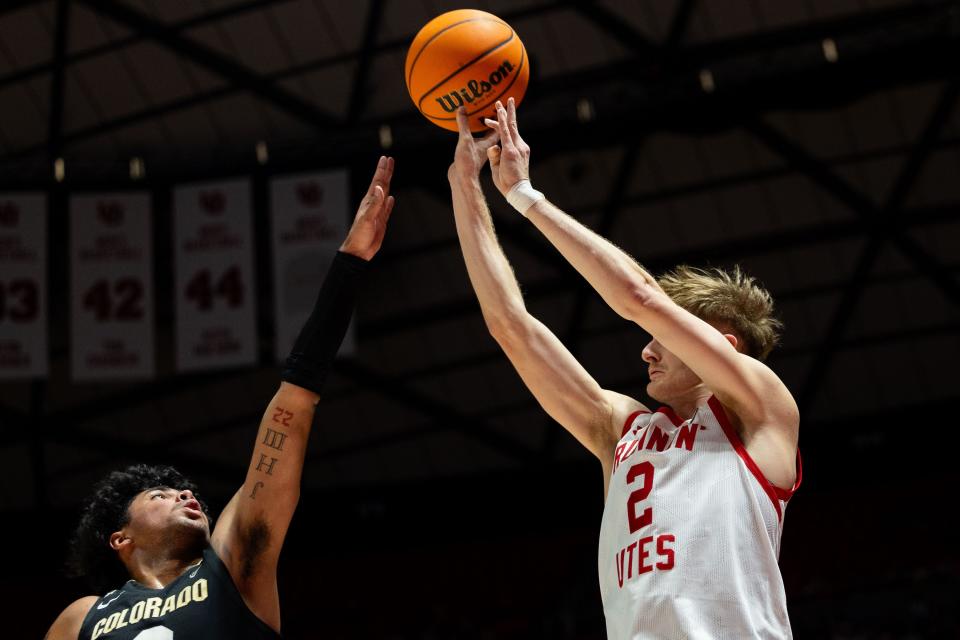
[[405, 9, 530, 132]]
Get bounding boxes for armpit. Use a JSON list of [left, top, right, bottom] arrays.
[[239, 516, 272, 581]]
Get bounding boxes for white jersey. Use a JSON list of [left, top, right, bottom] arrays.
[[598, 396, 801, 640]]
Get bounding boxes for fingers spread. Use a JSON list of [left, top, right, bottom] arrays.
[[488, 115, 504, 140], [480, 127, 499, 149]]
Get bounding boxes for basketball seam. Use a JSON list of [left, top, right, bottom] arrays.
[[424, 43, 526, 122], [416, 31, 517, 113], [405, 17, 508, 91]]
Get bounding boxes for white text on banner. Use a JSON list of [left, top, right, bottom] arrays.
[[70, 193, 155, 380], [0, 194, 48, 379], [173, 179, 258, 372], [270, 170, 353, 362]]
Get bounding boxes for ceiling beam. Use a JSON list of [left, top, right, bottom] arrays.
[[745, 113, 960, 307], [3, 0, 955, 176], [0, 0, 303, 92], [663, 0, 698, 51], [572, 0, 658, 56], [0, 0, 560, 92], [46, 0, 69, 163], [75, 0, 337, 130], [682, 0, 958, 62], [795, 79, 960, 412], [373, 135, 960, 269], [346, 0, 386, 125], [0, 0, 45, 17]]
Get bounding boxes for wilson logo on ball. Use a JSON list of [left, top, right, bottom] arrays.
[[433, 60, 516, 113]]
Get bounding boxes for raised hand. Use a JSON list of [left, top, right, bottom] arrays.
[[483, 97, 530, 197], [450, 106, 500, 182], [340, 155, 395, 260]]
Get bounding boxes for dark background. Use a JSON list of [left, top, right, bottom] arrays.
[[1, 0, 959, 638]]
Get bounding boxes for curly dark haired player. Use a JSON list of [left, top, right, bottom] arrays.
[[45, 156, 395, 640]]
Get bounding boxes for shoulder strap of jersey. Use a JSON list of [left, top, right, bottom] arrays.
[[621, 409, 650, 437]]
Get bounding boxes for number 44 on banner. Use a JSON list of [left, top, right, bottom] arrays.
[[173, 179, 258, 373]]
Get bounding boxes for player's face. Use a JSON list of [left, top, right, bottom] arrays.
[[125, 486, 211, 544], [641, 338, 703, 404]]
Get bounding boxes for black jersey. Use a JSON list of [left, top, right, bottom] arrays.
[[78, 545, 280, 640]]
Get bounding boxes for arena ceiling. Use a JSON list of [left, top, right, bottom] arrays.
[[0, 0, 958, 509]]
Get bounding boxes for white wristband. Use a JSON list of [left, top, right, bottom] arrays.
[[506, 179, 545, 217]]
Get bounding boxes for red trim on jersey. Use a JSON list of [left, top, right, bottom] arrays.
[[654, 405, 685, 427], [708, 395, 799, 522], [621, 410, 651, 437], [773, 451, 803, 500]]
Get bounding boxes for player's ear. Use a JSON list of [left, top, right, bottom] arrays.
[[723, 333, 739, 351], [109, 530, 130, 552]]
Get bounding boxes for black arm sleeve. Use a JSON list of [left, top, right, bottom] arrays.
[[280, 251, 367, 395]]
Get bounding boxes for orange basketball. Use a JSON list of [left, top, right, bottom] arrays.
[[405, 9, 529, 132]]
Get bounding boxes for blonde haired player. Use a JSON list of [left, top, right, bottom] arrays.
[[448, 100, 800, 639]]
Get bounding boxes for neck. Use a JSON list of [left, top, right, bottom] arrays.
[[664, 387, 712, 419], [125, 545, 203, 589]]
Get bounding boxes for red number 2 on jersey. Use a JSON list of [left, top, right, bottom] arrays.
[[626, 461, 654, 534]]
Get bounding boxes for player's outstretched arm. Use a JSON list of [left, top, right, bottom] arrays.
[[44, 596, 99, 640], [485, 100, 798, 483], [449, 108, 644, 462], [210, 156, 395, 633]]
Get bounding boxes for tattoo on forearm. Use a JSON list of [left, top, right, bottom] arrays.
[[248, 405, 296, 499], [255, 453, 278, 475], [272, 407, 293, 426], [262, 427, 288, 451]]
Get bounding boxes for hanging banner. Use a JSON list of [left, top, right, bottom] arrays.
[[0, 194, 47, 379], [173, 179, 258, 372], [70, 193, 154, 380], [270, 169, 353, 361]]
